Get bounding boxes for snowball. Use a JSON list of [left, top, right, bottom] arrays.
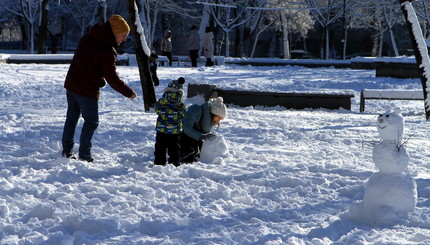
[[199, 134, 229, 163]]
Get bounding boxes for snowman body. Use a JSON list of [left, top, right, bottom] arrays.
[[350, 108, 417, 225], [200, 134, 229, 163], [362, 171, 416, 224]]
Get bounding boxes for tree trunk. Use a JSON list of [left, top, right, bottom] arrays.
[[235, 25, 242, 57], [342, 29, 347, 60], [29, 23, 35, 54], [342, 0, 346, 60], [234, 9, 241, 57], [250, 28, 262, 58], [370, 31, 379, 57], [127, 0, 156, 112], [19, 17, 27, 50], [61, 16, 67, 51], [378, 31, 384, 57], [399, 0, 430, 119], [423, 1, 430, 38], [95, 0, 107, 24], [199, 4, 211, 53], [137, 0, 150, 49], [281, 12, 289, 59], [242, 27, 251, 58], [319, 26, 325, 59], [388, 26, 399, 56], [224, 28, 230, 57], [325, 27, 329, 59], [37, 0, 49, 54]]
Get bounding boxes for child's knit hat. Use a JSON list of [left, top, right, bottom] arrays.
[[165, 77, 185, 93], [210, 97, 227, 118]]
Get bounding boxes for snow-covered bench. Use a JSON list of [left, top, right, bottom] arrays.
[[3, 54, 130, 66], [157, 56, 180, 66], [359, 89, 424, 112]]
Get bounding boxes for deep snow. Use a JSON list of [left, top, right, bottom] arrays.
[[0, 57, 430, 244]]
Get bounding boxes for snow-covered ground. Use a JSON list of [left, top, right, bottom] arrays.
[[0, 58, 430, 244]]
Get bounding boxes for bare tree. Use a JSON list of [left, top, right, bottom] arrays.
[[304, 0, 357, 59], [349, 0, 402, 57], [207, 0, 263, 57], [136, 0, 197, 50], [37, 0, 50, 54], [1, 0, 41, 53], [271, 1, 313, 59], [62, 0, 97, 37], [237, 0, 265, 57], [248, 0, 313, 58], [383, 2, 401, 56], [410, 1, 430, 39], [127, 0, 156, 111], [91, 0, 107, 25], [250, 12, 278, 57]]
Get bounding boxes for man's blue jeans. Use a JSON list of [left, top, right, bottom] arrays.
[[62, 90, 99, 160]]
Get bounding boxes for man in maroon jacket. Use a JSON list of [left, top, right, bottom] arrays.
[[61, 15, 137, 162]]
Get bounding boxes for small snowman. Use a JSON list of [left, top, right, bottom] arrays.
[[349, 108, 417, 225], [373, 107, 409, 173]]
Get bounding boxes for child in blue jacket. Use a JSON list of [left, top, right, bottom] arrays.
[[180, 97, 227, 163], [154, 77, 187, 166]]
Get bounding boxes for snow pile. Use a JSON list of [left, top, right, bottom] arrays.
[[349, 108, 417, 225], [200, 134, 229, 163]]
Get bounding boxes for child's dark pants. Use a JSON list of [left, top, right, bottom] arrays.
[[154, 132, 180, 166]]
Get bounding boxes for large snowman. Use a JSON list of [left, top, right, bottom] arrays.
[[349, 108, 417, 225]]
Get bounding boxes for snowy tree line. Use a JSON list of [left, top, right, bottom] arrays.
[[1, 0, 430, 59]]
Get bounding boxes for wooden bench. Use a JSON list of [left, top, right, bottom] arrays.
[[4, 54, 130, 66], [359, 89, 424, 112], [375, 61, 419, 78], [158, 56, 225, 66], [158, 56, 180, 66], [188, 84, 354, 110]]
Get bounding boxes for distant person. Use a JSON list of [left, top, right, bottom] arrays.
[[149, 51, 159, 86], [154, 77, 187, 166], [161, 29, 173, 66], [50, 33, 61, 54], [188, 25, 200, 67], [204, 26, 214, 67], [61, 15, 137, 162], [180, 97, 227, 163]]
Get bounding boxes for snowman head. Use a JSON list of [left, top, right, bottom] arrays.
[[376, 107, 404, 143]]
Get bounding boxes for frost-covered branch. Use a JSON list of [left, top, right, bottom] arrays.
[[132, 1, 151, 56], [209, 0, 265, 57]]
